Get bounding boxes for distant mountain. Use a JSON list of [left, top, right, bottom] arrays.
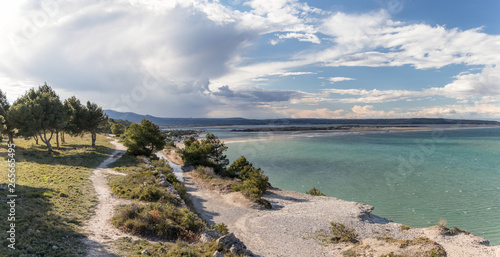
[[104, 109, 500, 127]]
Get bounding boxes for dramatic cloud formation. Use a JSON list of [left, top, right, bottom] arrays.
[[0, 0, 499, 119]]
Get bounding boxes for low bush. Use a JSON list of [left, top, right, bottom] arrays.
[[110, 171, 180, 205], [306, 186, 326, 196], [232, 168, 268, 202], [151, 159, 173, 174], [210, 223, 229, 236], [229, 157, 269, 204], [330, 222, 358, 243], [400, 225, 411, 231], [112, 203, 205, 240]]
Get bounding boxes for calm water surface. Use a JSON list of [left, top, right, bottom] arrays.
[[209, 127, 500, 245]]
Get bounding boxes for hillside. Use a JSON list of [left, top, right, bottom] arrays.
[[104, 110, 500, 127]]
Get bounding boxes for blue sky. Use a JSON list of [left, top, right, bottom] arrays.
[[0, 0, 499, 119]]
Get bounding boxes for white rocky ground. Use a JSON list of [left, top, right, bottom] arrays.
[[184, 172, 500, 257]]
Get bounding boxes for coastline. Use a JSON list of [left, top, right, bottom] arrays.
[[163, 149, 500, 256], [183, 171, 500, 256], [222, 125, 500, 144]]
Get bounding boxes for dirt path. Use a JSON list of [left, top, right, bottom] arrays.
[[82, 139, 140, 257]]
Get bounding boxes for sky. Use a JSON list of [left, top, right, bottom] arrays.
[[0, 0, 500, 120]]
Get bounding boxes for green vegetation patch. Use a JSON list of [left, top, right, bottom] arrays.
[[112, 203, 204, 240], [0, 134, 113, 256], [210, 223, 229, 236], [344, 237, 447, 257], [306, 186, 326, 196], [330, 222, 358, 243], [109, 171, 180, 205], [400, 225, 411, 231], [113, 237, 233, 257], [109, 154, 151, 174]]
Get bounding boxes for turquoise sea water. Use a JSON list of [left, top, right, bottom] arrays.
[[209, 127, 500, 245]]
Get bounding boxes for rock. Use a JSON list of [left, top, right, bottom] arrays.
[[216, 232, 237, 249], [141, 249, 149, 255], [230, 241, 246, 255], [52, 245, 59, 250], [213, 251, 224, 257], [216, 233, 248, 254], [200, 229, 222, 243]]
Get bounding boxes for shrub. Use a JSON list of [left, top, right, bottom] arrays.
[[232, 167, 268, 201], [306, 186, 326, 196], [151, 159, 173, 174], [380, 252, 404, 257], [110, 171, 180, 205], [400, 225, 411, 231], [210, 223, 229, 236], [330, 222, 358, 243], [112, 203, 204, 240]]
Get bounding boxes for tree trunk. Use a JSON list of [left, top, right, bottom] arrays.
[[91, 132, 96, 147], [61, 132, 65, 143], [46, 141, 53, 152], [34, 134, 39, 144], [56, 130, 60, 149], [39, 130, 54, 152], [7, 133, 14, 145]]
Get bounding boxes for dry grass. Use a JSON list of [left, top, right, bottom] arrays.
[[0, 134, 113, 256]]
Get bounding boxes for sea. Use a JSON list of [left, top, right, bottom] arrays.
[[199, 125, 500, 245]]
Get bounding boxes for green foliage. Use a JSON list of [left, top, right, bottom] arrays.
[[329, 222, 358, 243], [380, 252, 405, 257], [232, 165, 269, 202], [64, 97, 107, 147], [182, 136, 209, 166], [112, 203, 204, 240], [110, 171, 180, 205], [429, 248, 447, 257], [86, 101, 108, 146], [204, 133, 229, 172], [111, 122, 126, 135], [0, 89, 15, 144], [151, 159, 174, 174], [122, 119, 166, 156], [114, 239, 226, 257], [109, 154, 150, 174], [226, 156, 269, 206], [306, 186, 326, 196], [64, 96, 87, 136], [7, 83, 67, 151], [226, 156, 252, 178], [210, 223, 229, 236], [181, 133, 228, 173]]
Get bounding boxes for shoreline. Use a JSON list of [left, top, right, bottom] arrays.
[[162, 150, 500, 256], [222, 125, 500, 144], [182, 170, 500, 256]]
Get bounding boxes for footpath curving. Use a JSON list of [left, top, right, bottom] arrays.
[[82, 139, 139, 257]]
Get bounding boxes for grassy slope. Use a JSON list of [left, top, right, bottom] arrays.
[[0, 134, 113, 256]]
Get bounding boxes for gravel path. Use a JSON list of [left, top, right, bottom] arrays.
[[82, 139, 140, 257]]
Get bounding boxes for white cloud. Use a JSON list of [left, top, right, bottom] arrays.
[[430, 65, 500, 99], [274, 32, 320, 44], [323, 88, 429, 103], [269, 71, 316, 77], [328, 77, 355, 84]]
